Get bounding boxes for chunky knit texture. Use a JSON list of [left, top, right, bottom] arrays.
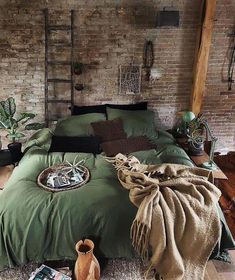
[[110, 154, 221, 280]]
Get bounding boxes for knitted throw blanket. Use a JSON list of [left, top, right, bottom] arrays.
[[107, 154, 221, 280]]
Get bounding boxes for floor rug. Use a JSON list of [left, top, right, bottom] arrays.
[[0, 259, 154, 280]]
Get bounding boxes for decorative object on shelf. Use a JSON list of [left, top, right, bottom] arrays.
[[37, 158, 90, 192], [143, 40, 154, 81], [74, 239, 100, 280], [0, 97, 44, 163], [185, 112, 218, 170], [227, 32, 235, 91], [119, 64, 141, 95], [75, 83, 84, 91], [74, 62, 84, 75]]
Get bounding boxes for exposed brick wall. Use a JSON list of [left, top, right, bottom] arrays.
[[203, 0, 235, 154], [0, 0, 234, 153]]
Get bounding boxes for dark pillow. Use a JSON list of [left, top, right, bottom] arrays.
[[71, 104, 106, 116], [91, 118, 127, 142], [101, 136, 155, 156], [106, 102, 147, 111], [106, 108, 157, 139], [49, 136, 101, 154]]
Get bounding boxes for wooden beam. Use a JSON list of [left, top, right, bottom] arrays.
[[190, 0, 217, 115]]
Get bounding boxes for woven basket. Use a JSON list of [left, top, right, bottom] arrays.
[[37, 163, 90, 192]]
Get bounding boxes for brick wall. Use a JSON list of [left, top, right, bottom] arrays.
[[0, 0, 234, 153]]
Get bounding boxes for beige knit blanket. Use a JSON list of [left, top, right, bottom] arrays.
[[107, 154, 221, 280]]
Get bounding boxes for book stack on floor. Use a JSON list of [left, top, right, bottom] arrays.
[[29, 264, 72, 280]]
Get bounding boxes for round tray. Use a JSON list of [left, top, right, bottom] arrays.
[[37, 163, 90, 192]]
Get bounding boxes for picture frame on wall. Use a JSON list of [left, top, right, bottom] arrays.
[[119, 64, 142, 95]]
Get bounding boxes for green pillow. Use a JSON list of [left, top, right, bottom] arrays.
[[106, 108, 158, 139], [54, 113, 106, 136]]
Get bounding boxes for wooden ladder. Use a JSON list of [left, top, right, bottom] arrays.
[[43, 9, 74, 127]]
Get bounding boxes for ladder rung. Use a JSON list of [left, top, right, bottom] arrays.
[[48, 42, 72, 47], [47, 99, 71, 103], [48, 61, 71, 65], [48, 25, 71, 31], [47, 79, 72, 83]]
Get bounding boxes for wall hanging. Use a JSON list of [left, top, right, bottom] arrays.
[[143, 40, 154, 81], [228, 32, 235, 90], [119, 64, 141, 95]]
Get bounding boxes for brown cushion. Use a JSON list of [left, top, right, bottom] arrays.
[[101, 136, 156, 156], [91, 118, 127, 142]]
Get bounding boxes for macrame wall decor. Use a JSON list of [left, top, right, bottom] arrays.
[[119, 64, 142, 95], [143, 40, 154, 81], [228, 32, 235, 91]]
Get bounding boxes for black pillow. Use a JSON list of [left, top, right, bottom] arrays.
[[71, 104, 106, 116], [106, 102, 148, 111], [49, 136, 101, 154]]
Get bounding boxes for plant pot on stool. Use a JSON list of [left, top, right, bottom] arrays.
[[7, 142, 22, 164], [74, 239, 100, 280]]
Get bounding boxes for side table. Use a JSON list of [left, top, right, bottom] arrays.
[[176, 138, 228, 183]]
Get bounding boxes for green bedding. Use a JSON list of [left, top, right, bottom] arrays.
[[0, 129, 234, 270]]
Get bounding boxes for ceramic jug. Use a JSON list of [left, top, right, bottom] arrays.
[[74, 239, 100, 280]]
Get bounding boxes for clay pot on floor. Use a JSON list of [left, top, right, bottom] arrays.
[[74, 239, 100, 280]]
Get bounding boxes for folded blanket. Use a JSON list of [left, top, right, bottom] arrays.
[[108, 154, 221, 280]]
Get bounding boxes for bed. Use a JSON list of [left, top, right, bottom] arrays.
[[0, 106, 234, 271]]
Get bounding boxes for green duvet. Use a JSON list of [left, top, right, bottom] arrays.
[[0, 129, 234, 270]]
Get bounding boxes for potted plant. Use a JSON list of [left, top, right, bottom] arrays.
[[186, 114, 205, 156], [0, 97, 44, 163], [73, 62, 84, 75]]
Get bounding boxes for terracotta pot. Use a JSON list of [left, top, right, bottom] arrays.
[[74, 239, 100, 280]]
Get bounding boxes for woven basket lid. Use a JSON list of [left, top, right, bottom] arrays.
[[37, 163, 90, 192]]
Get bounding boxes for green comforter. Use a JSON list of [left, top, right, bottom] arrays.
[[0, 129, 234, 270]]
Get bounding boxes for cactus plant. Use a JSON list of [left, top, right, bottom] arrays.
[[0, 97, 44, 143]]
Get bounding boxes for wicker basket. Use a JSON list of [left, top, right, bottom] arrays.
[[37, 163, 90, 192]]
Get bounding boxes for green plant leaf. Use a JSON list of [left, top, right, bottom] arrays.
[[25, 123, 45, 130], [3, 97, 16, 117], [17, 112, 36, 123], [7, 132, 25, 140], [15, 132, 25, 138], [0, 102, 7, 119], [0, 117, 10, 129]]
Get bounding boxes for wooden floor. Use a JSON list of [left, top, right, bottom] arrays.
[[215, 153, 235, 239], [206, 250, 235, 280], [205, 153, 235, 279]]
